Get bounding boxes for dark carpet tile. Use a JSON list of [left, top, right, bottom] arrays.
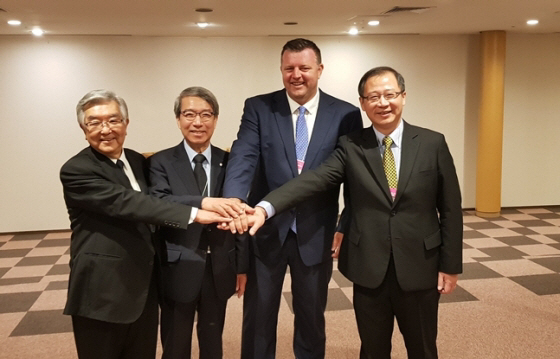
[[529, 257, 560, 273], [550, 243, 560, 251], [477, 247, 526, 261], [0, 277, 42, 286], [510, 274, 560, 295], [496, 236, 541, 246], [65, 247, 71, 255], [463, 242, 473, 249], [440, 285, 478, 303], [10, 309, 73, 336], [0, 292, 42, 313], [45, 280, 69, 291], [16, 256, 61, 267], [532, 213, 560, 219], [514, 220, 554, 227], [542, 205, 560, 213], [510, 227, 539, 235], [0, 248, 32, 258], [545, 234, 560, 242], [331, 270, 353, 288], [10, 233, 47, 241], [36, 238, 71, 248], [485, 216, 509, 222], [46, 264, 71, 276], [461, 262, 502, 280], [500, 208, 524, 214], [463, 230, 488, 239], [463, 222, 502, 230], [0, 267, 9, 278]]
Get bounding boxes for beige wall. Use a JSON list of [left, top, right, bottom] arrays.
[[0, 34, 558, 232]]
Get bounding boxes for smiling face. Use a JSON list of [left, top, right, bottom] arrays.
[[281, 48, 324, 105], [359, 72, 406, 135], [82, 100, 128, 159], [177, 96, 217, 153]]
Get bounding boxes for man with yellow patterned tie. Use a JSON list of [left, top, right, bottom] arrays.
[[248, 66, 463, 359]]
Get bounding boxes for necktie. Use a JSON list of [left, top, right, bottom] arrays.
[[382, 136, 398, 201], [295, 106, 308, 174], [116, 159, 131, 185], [193, 154, 208, 196]]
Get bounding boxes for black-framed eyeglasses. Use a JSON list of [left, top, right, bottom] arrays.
[[180, 110, 215, 122], [361, 91, 403, 104]]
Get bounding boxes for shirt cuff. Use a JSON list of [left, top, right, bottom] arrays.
[[256, 201, 275, 219], [189, 207, 198, 224]]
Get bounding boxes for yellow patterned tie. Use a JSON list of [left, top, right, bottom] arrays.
[[382, 136, 398, 200]]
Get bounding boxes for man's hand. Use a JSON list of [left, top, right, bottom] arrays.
[[194, 209, 232, 224], [331, 232, 344, 258], [201, 197, 244, 219], [236, 274, 247, 298], [248, 206, 267, 236], [437, 272, 458, 294]]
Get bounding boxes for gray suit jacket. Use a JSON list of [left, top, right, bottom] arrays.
[[263, 122, 463, 291]]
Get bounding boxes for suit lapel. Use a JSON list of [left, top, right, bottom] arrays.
[[304, 91, 337, 170], [359, 128, 394, 204], [210, 146, 226, 197], [90, 147, 131, 189], [272, 91, 298, 177], [171, 143, 200, 195], [394, 121, 419, 204], [124, 149, 148, 193]]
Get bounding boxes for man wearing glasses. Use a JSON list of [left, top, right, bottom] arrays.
[[149, 87, 249, 359], [60, 89, 233, 359], [248, 67, 463, 359]]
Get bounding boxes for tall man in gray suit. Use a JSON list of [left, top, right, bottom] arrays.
[[60, 90, 231, 359], [149, 87, 249, 359], [223, 38, 363, 359], [248, 67, 463, 359]]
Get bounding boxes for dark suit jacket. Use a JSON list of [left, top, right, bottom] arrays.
[[60, 147, 194, 323], [263, 122, 463, 291], [223, 89, 362, 266], [149, 143, 249, 303]]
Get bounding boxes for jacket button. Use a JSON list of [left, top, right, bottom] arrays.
[[387, 237, 391, 241], [390, 211, 396, 216]]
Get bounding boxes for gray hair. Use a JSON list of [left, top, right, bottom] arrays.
[[173, 87, 219, 118], [76, 89, 129, 128], [358, 66, 406, 97]]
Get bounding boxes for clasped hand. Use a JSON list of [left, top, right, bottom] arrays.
[[195, 197, 267, 235]]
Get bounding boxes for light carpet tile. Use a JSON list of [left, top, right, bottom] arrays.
[[481, 259, 554, 277]]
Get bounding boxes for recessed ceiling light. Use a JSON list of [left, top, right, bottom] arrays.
[[197, 22, 209, 28], [31, 28, 44, 36], [527, 19, 539, 25], [195, 8, 213, 13], [368, 20, 380, 26], [8, 20, 22, 26], [348, 27, 359, 35], [284, 22, 298, 26]]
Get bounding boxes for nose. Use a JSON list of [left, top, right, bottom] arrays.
[[378, 95, 390, 106], [100, 124, 112, 133], [292, 68, 301, 78]]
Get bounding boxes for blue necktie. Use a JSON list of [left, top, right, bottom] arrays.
[[295, 106, 308, 174], [292, 106, 308, 233]]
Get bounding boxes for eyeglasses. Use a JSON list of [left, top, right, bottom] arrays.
[[84, 118, 124, 131], [180, 110, 215, 122], [361, 91, 403, 104]]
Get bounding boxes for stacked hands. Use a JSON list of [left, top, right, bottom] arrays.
[[194, 198, 267, 236]]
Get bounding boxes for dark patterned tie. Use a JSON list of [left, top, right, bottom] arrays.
[[383, 136, 398, 201], [193, 154, 208, 196], [116, 159, 131, 186]]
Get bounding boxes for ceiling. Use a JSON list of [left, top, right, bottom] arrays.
[[1, 0, 559, 37]]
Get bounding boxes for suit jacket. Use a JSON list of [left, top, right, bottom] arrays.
[[223, 89, 363, 266], [263, 122, 463, 291], [60, 147, 194, 323], [149, 143, 249, 303]]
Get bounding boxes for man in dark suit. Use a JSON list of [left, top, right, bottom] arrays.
[[149, 87, 249, 359], [248, 67, 463, 359], [223, 38, 363, 359], [60, 90, 231, 359]]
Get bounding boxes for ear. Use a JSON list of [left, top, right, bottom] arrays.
[[359, 97, 367, 111], [401, 91, 406, 106], [317, 63, 324, 79]]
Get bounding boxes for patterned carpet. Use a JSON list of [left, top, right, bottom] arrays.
[[1, 206, 560, 358]]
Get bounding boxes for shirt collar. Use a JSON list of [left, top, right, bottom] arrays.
[[372, 119, 404, 148], [183, 140, 212, 163], [286, 89, 320, 115]]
